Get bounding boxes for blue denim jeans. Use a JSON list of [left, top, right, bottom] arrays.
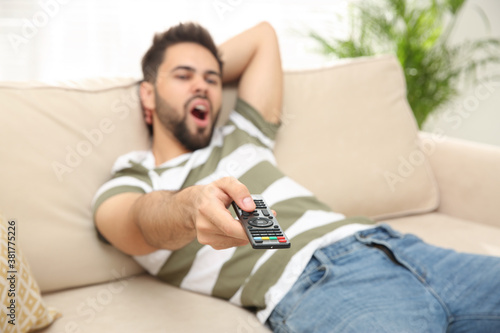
[[267, 224, 500, 333]]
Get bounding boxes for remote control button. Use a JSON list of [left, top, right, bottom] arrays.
[[248, 218, 273, 228], [254, 199, 265, 205]]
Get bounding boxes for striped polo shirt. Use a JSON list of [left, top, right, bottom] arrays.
[[92, 98, 375, 322]]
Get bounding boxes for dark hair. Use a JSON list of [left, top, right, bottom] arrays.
[[141, 22, 223, 84]]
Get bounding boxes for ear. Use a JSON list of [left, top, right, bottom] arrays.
[[140, 81, 155, 125]]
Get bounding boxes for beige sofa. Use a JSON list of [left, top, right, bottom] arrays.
[[1, 54, 499, 332]]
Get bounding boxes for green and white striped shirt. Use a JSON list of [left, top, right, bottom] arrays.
[[92, 98, 374, 322]]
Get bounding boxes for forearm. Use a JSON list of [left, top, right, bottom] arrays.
[[219, 21, 281, 83], [131, 188, 197, 251], [218, 22, 283, 123], [218, 23, 263, 84]]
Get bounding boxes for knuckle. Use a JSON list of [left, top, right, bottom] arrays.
[[198, 201, 210, 216], [220, 176, 238, 186], [201, 183, 216, 196], [195, 221, 208, 234], [218, 224, 231, 237], [197, 235, 209, 246], [211, 244, 224, 250]]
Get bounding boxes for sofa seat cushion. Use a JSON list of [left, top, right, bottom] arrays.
[[39, 274, 270, 333], [383, 213, 500, 257]]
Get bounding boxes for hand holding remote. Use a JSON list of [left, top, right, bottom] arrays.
[[191, 177, 255, 250]]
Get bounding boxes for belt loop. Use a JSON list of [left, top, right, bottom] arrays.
[[377, 224, 403, 238], [354, 224, 402, 244], [354, 229, 375, 244]]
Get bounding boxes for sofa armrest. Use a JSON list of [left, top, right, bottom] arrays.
[[421, 132, 500, 227]]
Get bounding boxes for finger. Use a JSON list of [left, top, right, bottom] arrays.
[[196, 213, 249, 248], [215, 177, 255, 212], [198, 202, 248, 241], [272, 209, 277, 217], [203, 234, 249, 250]]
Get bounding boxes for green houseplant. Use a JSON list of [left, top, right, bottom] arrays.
[[309, 0, 500, 128]]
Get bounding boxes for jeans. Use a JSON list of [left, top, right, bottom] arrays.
[[267, 224, 500, 333]]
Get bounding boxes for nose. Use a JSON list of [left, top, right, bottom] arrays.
[[192, 75, 208, 96]]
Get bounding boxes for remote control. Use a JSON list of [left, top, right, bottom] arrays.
[[232, 195, 291, 249]]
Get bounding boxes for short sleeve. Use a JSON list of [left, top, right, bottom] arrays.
[[234, 98, 281, 141], [91, 152, 153, 244]]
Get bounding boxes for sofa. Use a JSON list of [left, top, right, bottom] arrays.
[[1, 54, 499, 333]]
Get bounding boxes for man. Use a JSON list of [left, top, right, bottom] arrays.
[[93, 22, 500, 332]]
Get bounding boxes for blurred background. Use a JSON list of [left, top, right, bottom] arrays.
[[1, 0, 499, 146]]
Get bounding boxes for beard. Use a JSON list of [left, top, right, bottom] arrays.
[[154, 89, 220, 151]]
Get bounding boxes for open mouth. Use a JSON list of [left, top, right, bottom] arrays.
[[188, 99, 211, 128], [191, 104, 208, 121]]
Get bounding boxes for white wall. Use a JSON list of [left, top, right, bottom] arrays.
[[1, 0, 498, 146], [422, 0, 500, 147], [0, 0, 348, 81]]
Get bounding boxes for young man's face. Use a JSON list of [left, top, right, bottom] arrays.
[[151, 42, 223, 151]]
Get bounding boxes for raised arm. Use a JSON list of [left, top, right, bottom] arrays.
[[218, 21, 283, 124]]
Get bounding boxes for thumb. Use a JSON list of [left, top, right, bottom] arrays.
[[215, 177, 255, 212]]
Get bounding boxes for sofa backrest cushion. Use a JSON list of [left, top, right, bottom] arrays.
[[274, 55, 439, 219], [220, 55, 439, 220], [0, 79, 150, 292]]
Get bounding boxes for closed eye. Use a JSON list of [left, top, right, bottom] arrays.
[[175, 74, 191, 80], [172, 66, 195, 80], [206, 77, 219, 85], [205, 73, 221, 85]]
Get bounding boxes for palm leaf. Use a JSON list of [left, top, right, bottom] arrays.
[[308, 0, 500, 128]]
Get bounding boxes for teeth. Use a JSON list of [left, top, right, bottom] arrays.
[[194, 105, 206, 111]]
